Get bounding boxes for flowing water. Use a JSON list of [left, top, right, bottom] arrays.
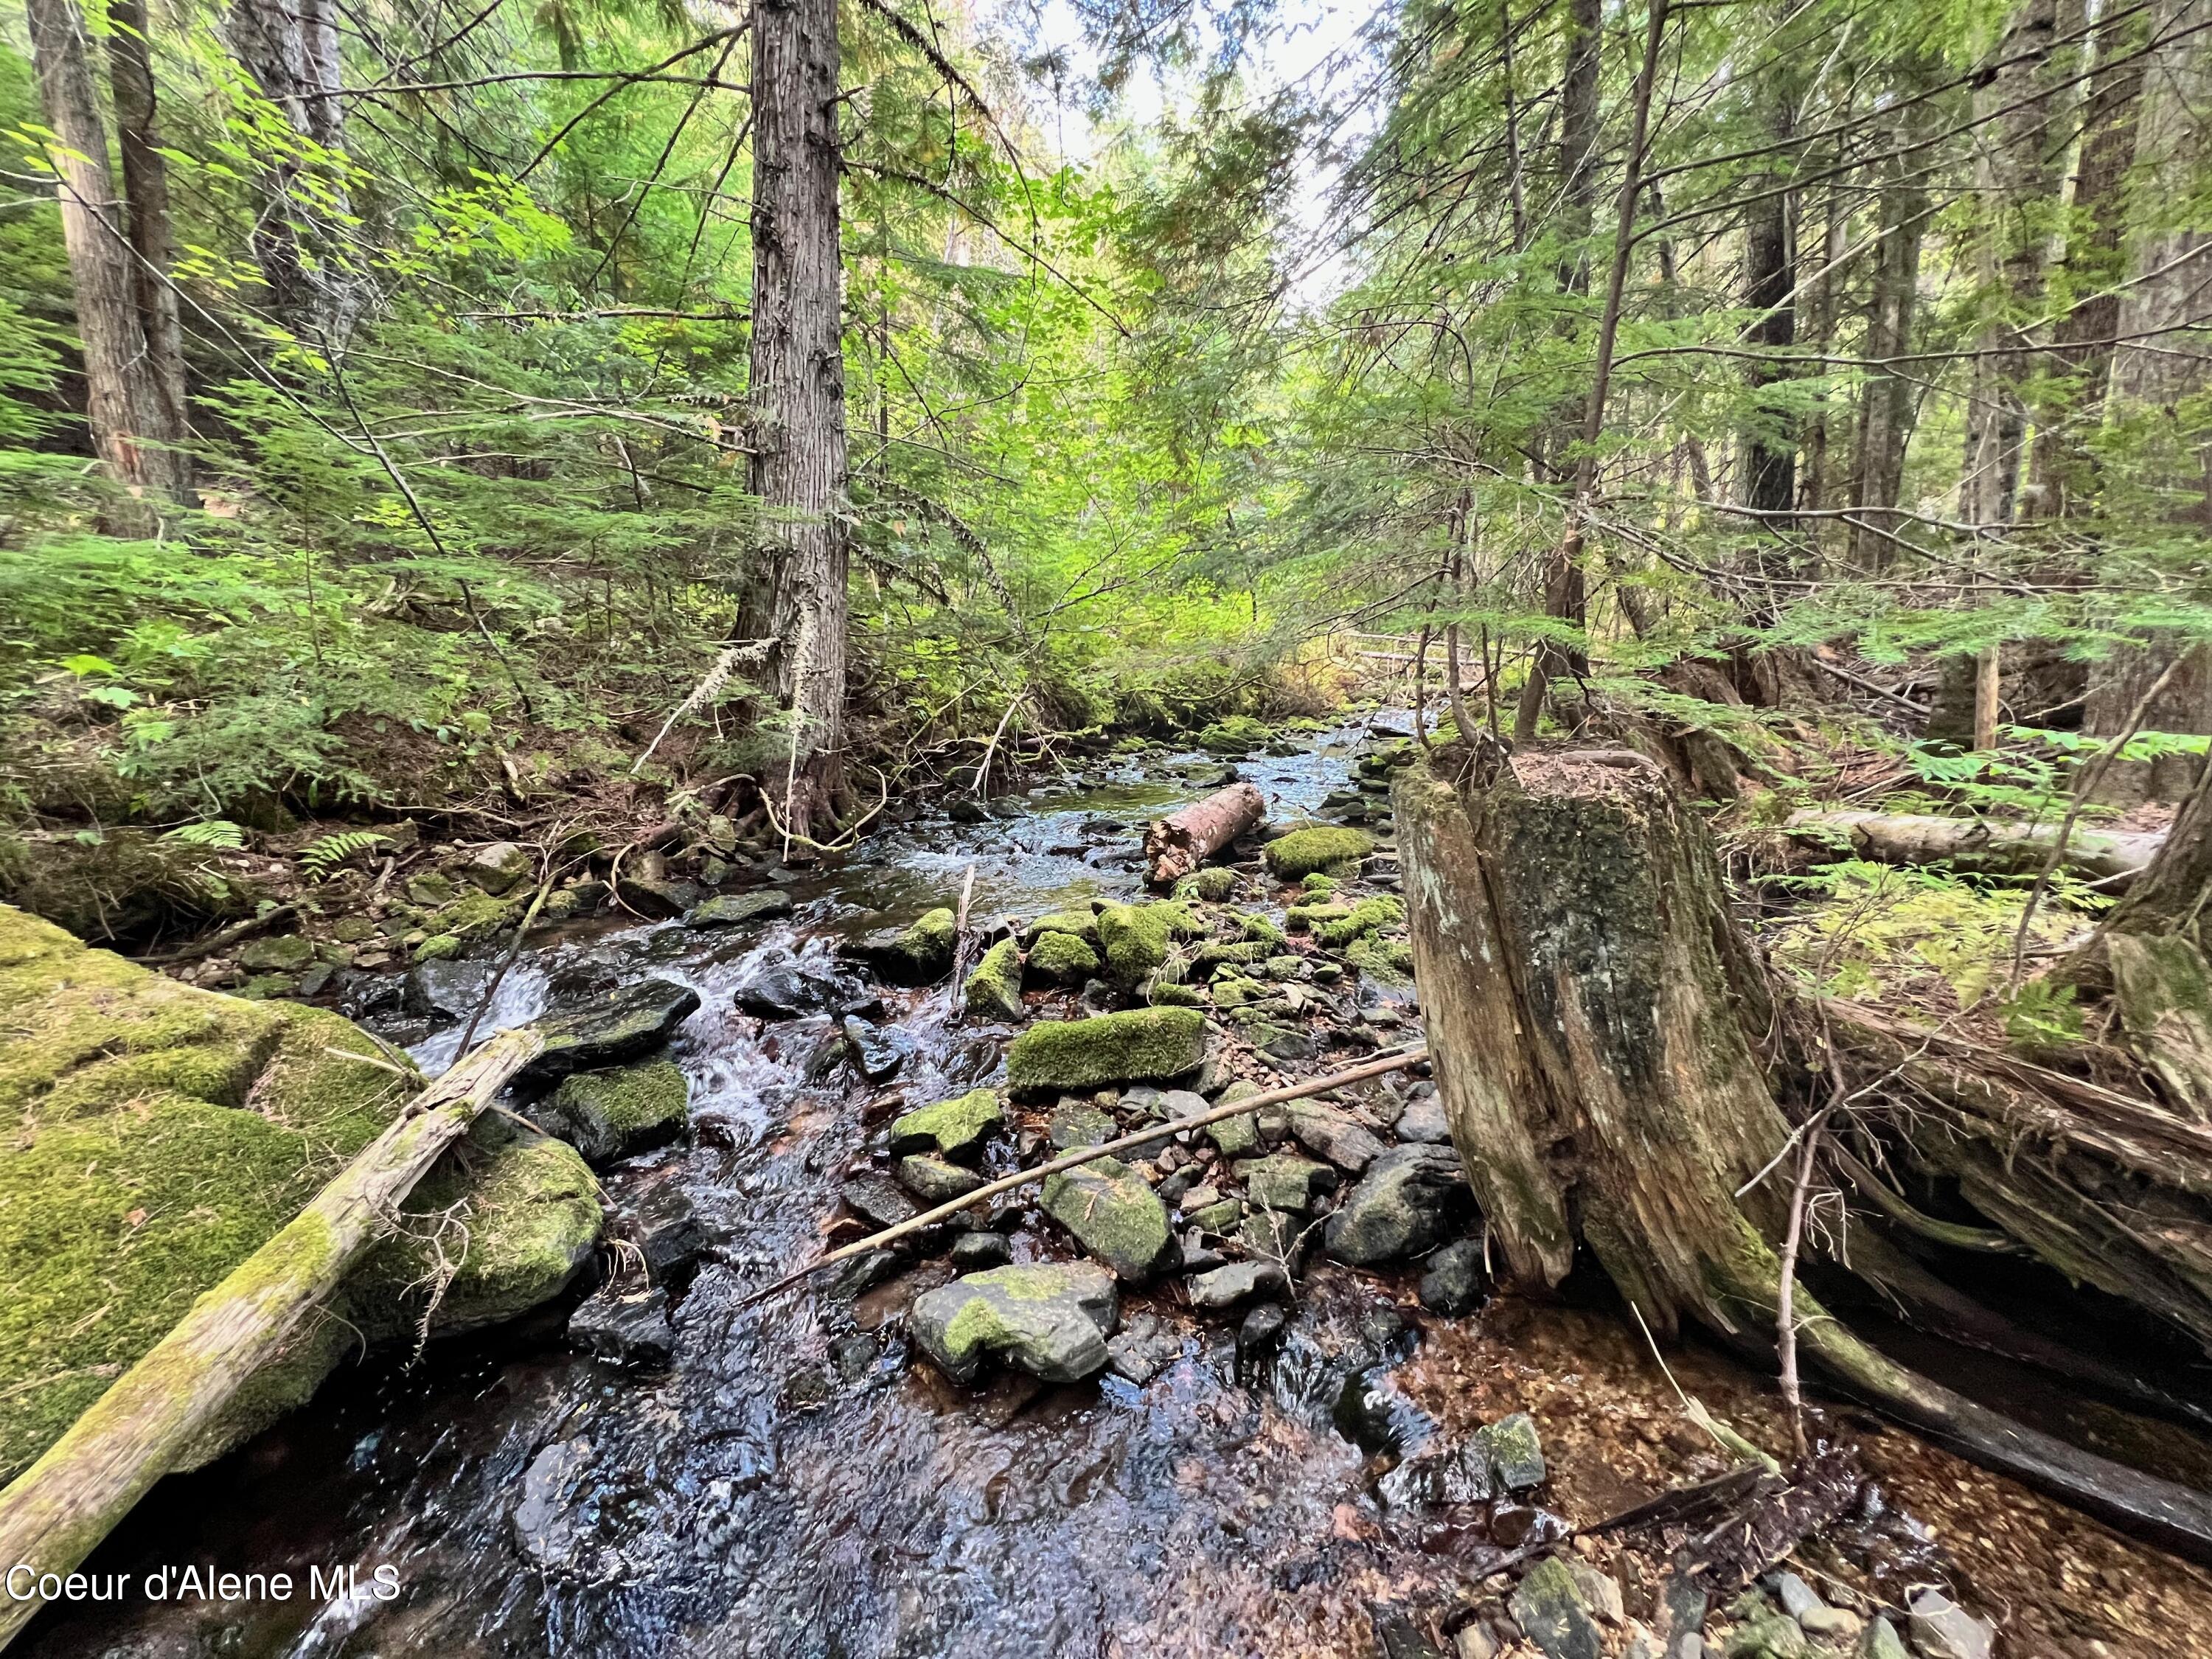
[[26, 722, 1509, 1659]]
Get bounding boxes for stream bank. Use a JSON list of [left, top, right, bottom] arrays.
[[15, 719, 2212, 1659]]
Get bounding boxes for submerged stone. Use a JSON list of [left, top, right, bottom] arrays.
[[541, 1059, 690, 1166], [568, 1284, 675, 1368], [1041, 1156, 1178, 1281], [843, 1015, 913, 1082], [909, 1262, 1119, 1383], [685, 891, 795, 929], [1005, 1008, 1208, 1093]]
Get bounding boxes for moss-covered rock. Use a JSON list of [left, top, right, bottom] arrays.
[[1263, 827, 1374, 880], [1022, 908, 1101, 946], [963, 937, 1024, 1020], [1195, 714, 1272, 754], [1006, 1008, 1208, 1093], [1238, 913, 1287, 948], [1024, 928, 1100, 985], [909, 1262, 1118, 1384], [1041, 1157, 1178, 1281], [0, 903, 604, 1484], [1150, 981, 1204, 1007], [895, 908, 958, 977], [412, 931, 464, 963], [1345, 933, 1417, 987], [889, 1088, 1004, 1163], [1317, 896, 1405, 948], [1286, 900, 1354, 934], [1096, 901, 1203, 988], [540, 1059, 690, 1166], [1174, 866, 1242, 902], [238, 933, 315, 973]]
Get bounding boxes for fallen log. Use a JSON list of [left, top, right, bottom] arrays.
[[1144, 782, 1265, 887], [1785, 807, 2166, 886], [0, 1025, 543, 1650], [1397, 747, 2212, 1561]]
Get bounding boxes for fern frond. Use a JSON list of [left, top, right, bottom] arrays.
[[162, 820, 246, 849], [299, 830, 389, 879]]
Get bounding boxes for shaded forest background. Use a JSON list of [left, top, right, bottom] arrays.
[[0, 0, 2206, 970]]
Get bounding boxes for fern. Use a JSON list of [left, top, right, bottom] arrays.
[[299, 830, 389, 880], [161, 820, 246, 849]]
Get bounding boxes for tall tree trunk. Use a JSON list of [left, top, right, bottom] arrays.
[[24, 0, 180, 515], [750, 0, 852, 838], [1848, 92, 1933, 571], [104, 0, 192, 505], [1740, 26, 1798, 538], [227, 0, 354, 338], [2110, 0, 2212, 423]]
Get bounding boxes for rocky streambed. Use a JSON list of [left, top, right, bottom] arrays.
[[18, 719, 2212, 1659]]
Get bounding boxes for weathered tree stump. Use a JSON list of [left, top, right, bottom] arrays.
[[1144, 782, 1265, 887], [1397, 747, 2212, 1558]]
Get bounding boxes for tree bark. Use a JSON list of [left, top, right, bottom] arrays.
[[2110, 0, 2212, 423], [103, 0, 191, 505], [1144, 782, 1265, 887], [751, 0, 852, 838], [0, 1027, 543, 1650], [1848, 92, 1933, 571], [226, 0, 354, 338], [1740, 18, 1797, 535], [24, 0, 180, 512]]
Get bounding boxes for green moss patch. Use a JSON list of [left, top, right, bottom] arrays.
[[543, 1059, 690, 1166], [964, 937, 1024, 1020], [1263, 827, 1374, 880], [1024, 928, 1099, 985], [1006, 1007, 1208, 1093], [1318, 896, 1405, 948], [1022, 908, 1101, 946], [889, 1088, 1004, 1162]]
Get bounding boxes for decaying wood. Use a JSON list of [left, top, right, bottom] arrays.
[[742, 1044, 1427, 1304], [1144, 782, 1265, 886], [0, 1026, 543, 1649], [1786, 807, 2165, 886], [2110, 932, 2212, 1116], [1680, 1446, 1863, 1597], [1397, 747, 2212, 1559]]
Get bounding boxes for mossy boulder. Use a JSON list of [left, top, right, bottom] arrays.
[[1195, 714, 1272, 754], [1317, 896, 1405, 948], [0, 903, 602, 1483], [1096, 901, 1203, 988], [1175, 866, 1242, 902], [1041, 1158, 1179, 1281], [909, 1263, 1119, 1384], [963, 937, 1024, 1020], [1022, 908, 1101, 947], [441, 890, 523, 941], [1263, 827, 1374, 880], [891, 908, 958, 978], [1006, 1009, 1208, 1094], [465, 841, 534, 895], [889, 1088, 1004, 1163], [540, 1059, 690, 1166], [1345, 933, 1417, 987], [1025, 928, 1100, 985], [238, 933, 315, 974]]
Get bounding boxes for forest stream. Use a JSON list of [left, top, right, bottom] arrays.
[[20, 724, 2212, 1659]]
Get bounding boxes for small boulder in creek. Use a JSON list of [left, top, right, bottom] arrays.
[[1509, 1557, 1602, 1659], [684, 891, 796, 929], [909, 1262, 1119, 1384], [962, 938, 1024, 1020], [540, 1059, 690, 1167], [897, 1154, 985, 1203], [1324, 1143, 1471, 1265], [1041, 1156, 1179, 1281], [466, 840, 534, 895], [731, 950, 875, 1020], [1006, 1007, 1208, 1093], [1286, 1100, 1386, 1172], [1418, 1237, 1486, 1316], [568, 1284, 675, 1368], [520, 978, 701, 1084], [1186, 1260, 1290, 1310], [1476, 1411, 1547, 1491], [844, 908, 956, 984], [843, 1015, 913, 1082], [888, 1088, 1004, 1163]]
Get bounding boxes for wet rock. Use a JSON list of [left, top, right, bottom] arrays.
[[1241, 1151, 1338, 1214], [1237, 1301, 1287, 1365], [1394, 1093, 1450, 1144], [1186, 1259, 1289, 1310], [1509, 1557, 1603, 1659], [1906, 1590, 1992, 1659], [950, 1230, 1013, 1270], [1287, 1101, 1386, 1172], [1186, 1197, 1243, 1234], [847, 908, 956, 984], [897, 1154, 985, 1203], [1048, 1100, 1118, 1150], [829, 1247, 902, 1301], [1860, 1618, 1910, 1659], [613, 1173, 707, 1288], [1371, 1605, 1450, 1659], [732, 950, 872, 1020], [685, 891, 795, 929], [888, 1088, 1004, 1162], [843, 1015, 913, 1082], [910, 1262, 1119, 1384], [1335, 1365, 1439, 1455], [523, 978, 701, 1082], [1419, 1238, 1486, 1316], [1105, 1311, 1182, 1384], [1376, 1438, 1491, 1510], [841, 1170, 919, 1231], [1041, 1157, 1178, 1281], [466, 841, 533, 895], [540, 1059, 689, 1167], [1077, 979, 1116, 1013], [512, 1437, 595, 1572], [1239, 1208, 1315, 1270], [403, 956, 493, 1021], [1324, 1144, 1470, 1265], [568, 1284, 675, 1368], [1476, 1411, 1547, 1491], [1005, 1007, 1208, 1093], [963, 938, 1024, 1020], [622, 876, 703, 919]]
